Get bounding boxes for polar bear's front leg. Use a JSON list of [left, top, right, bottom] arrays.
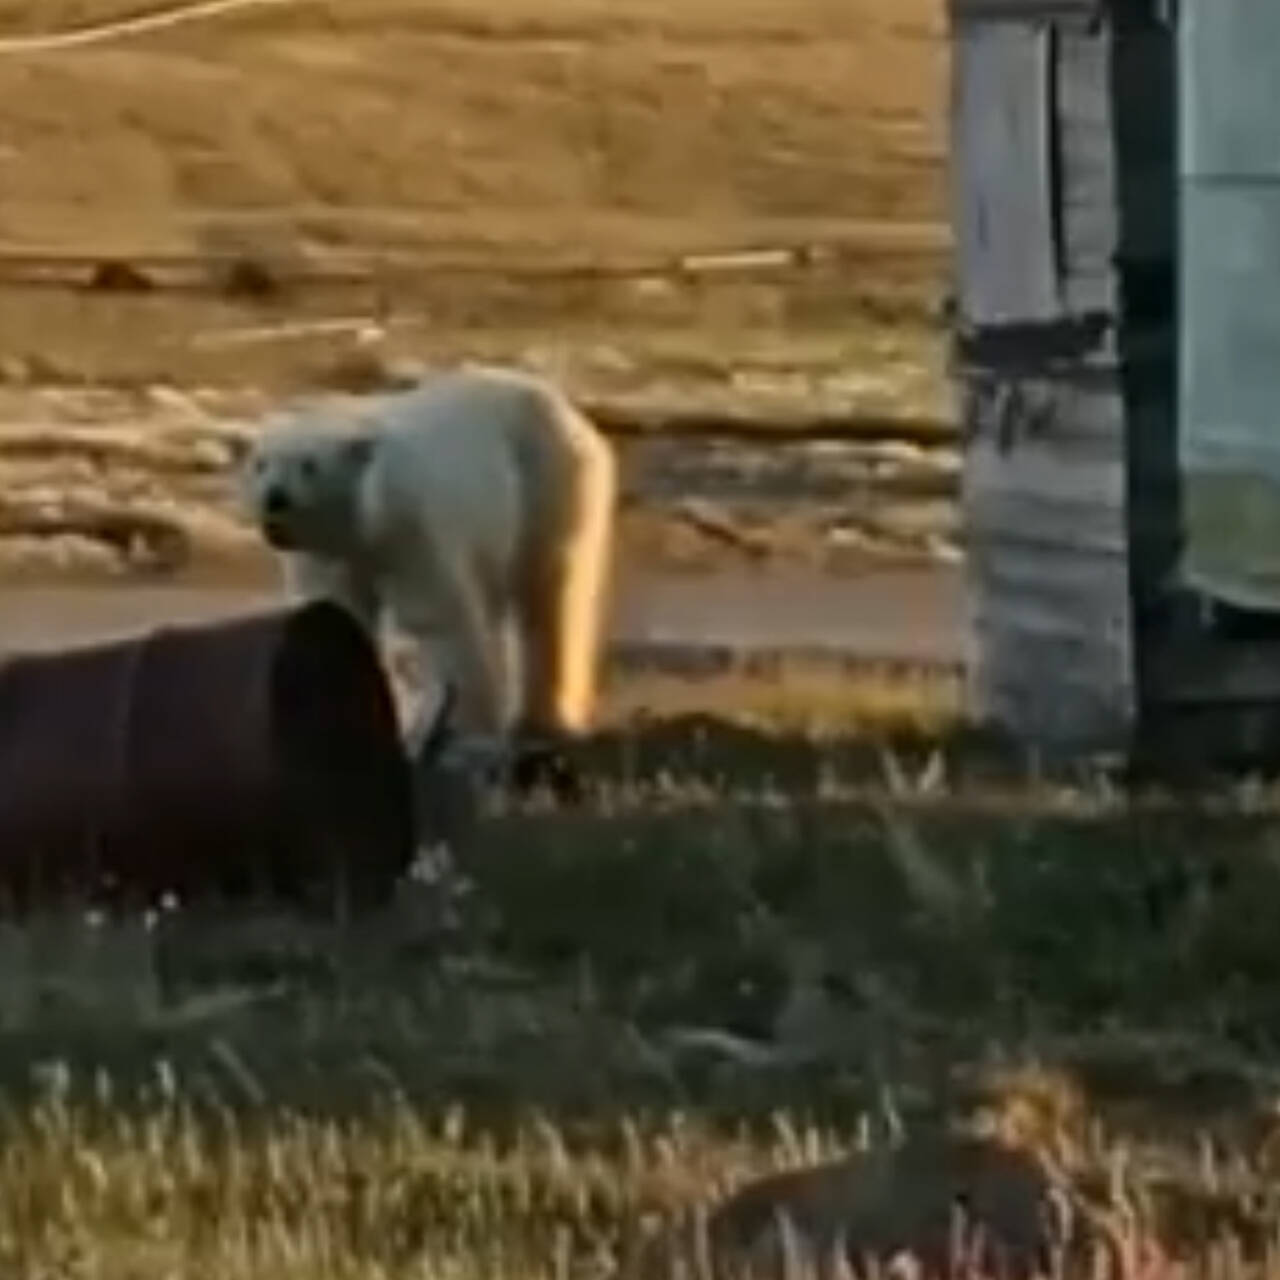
[[412, 561, 512, 745]]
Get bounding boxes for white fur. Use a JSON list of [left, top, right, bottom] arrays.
[[243, 366, 617, 746]]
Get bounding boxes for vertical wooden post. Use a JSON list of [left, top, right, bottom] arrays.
[[947, 0, 1176, 758]]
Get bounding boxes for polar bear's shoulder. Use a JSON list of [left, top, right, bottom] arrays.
[[407, 366, 562, 413]]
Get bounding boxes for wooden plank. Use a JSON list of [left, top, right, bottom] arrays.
[[960, 371, 1130, 559], [971, 580, 1128, 643], [1054, 25, 1174, 318], [967, 570, 1131, 650], [960, 366, 1129, 447], [972, 620, 1130, 690], [968, 538, 1130, 626], [971, 632, 1132, 724], [968, 607, 1135, 751], [953, 314, 1114, 374], [1055, 23, 1118, 318], [964, 436, 1126, 553], [951, 23, 1061, 326]]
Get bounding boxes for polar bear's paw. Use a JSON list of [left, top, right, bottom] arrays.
[[508, 735, 586, 805], [406, 685, 585, 809], [432, 729, 584, 805]]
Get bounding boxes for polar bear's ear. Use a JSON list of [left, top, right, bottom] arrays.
[[342, 434, 376, 472]]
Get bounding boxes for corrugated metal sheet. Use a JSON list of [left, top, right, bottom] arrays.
[[1179, 0, 1280, 609]]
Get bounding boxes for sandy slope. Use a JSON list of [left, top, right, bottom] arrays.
[[0, 0, 944, 256], [0, 0, 948, 384]]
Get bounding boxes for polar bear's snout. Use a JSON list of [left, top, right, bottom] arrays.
[[259, 483, 296, 544], [257, 482, 303, 549], [263, 484, 290, 517], [245, 425, 375, 555]]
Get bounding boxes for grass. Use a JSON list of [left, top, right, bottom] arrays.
[[602, 657, 963, 736], [0, 1092, 915, 1279], [0, 1081, 754, 1278], [1, 1081, 1278, 1280], [2, 721, 1280, 1275]]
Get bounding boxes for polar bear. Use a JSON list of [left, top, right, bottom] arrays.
[[242, 366, 618, 759]]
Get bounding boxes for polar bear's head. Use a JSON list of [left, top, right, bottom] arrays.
[[243, 416, 376, 554]]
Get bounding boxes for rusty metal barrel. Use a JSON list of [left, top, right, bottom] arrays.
[[0, 600, 415, 914]]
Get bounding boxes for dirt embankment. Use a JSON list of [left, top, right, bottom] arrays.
[[0, 0, 948, 382], [0, 0, 945, 257]]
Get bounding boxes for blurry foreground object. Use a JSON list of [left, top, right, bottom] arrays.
[[0, 601, 414, 914]]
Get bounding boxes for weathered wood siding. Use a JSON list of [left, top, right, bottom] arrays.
[[948, 0, 1176, 754]]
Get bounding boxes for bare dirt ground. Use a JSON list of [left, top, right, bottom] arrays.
[[0, 0, 955, 656]]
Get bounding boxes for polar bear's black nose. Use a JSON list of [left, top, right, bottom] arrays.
[[263, 485, 291, 516]]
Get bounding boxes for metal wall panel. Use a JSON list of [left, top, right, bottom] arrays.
[[1179, 0, 1280, 608], [1182, 0, 1280, 178]]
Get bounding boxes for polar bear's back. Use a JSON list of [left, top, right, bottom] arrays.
[[383, 366, 598, 450], [355, 367, 604, 580]]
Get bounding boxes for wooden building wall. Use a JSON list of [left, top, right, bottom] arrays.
[[948, 0, 1177, 757]]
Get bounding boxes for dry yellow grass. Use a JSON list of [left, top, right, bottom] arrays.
[[604, 659, 962, 736], [0, 1094, 1085, 1280], [0, 1054, 1272, 1280]]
